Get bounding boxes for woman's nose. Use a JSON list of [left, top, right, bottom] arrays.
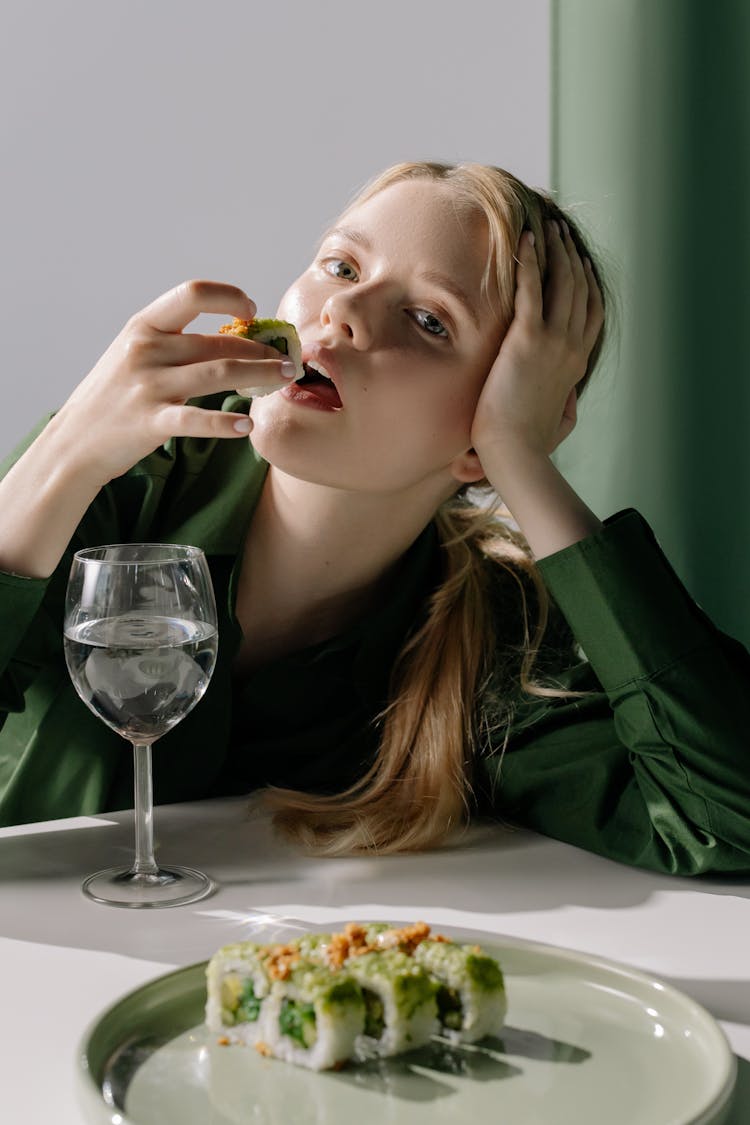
[[319, 291, 374, 349]]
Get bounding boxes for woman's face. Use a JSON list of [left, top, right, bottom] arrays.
[[249, 178, 504, 499]]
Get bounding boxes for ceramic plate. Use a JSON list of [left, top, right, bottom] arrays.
[[77, 927, 736, 1125]]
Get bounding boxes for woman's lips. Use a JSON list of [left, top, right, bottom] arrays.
[[280, 380, 343, 411]]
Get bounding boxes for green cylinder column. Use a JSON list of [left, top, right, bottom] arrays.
[[551, 0, 750, 645]]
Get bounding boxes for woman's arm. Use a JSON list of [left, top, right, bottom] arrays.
[[471, 223, 604, 558], [0, 280, 292, 578], [471, 224, 750, 875], [478, 509, 750, 876]]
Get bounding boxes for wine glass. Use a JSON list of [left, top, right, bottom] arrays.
[[64, 543, 219, 908]]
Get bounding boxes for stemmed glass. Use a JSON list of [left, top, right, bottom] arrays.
[[64, 543, 219, 908]]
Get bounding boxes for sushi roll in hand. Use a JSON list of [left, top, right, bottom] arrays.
[[219, 317, 304, 396]]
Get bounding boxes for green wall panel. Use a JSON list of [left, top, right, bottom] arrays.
[[551, 0, 750, 645]]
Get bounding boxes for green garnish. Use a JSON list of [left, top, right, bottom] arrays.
[[436, 984, 463, 1030], [235, 979, 261, 1023], [362, 989, 385, 1038], [279, 999, 317, 1048], [466, 953, 505, 991], [266, 336, 289, 354]]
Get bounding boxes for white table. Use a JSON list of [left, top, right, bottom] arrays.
[[1, 796, 749, 1122]]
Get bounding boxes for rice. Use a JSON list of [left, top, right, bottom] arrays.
[[414, 938, 507, 1043]]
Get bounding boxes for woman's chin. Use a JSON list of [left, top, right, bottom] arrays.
[[247, 403, 346, 486]]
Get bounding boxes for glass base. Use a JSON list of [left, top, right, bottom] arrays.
[[81, 864, 216, 908]]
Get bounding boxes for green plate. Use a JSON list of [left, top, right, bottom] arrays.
[[77, 929, 736, 1125]]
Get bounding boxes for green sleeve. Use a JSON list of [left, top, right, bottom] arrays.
[[0, 571, 52, 711], [479, 509, 750, 876], [0, 395, 262, 826], [0, 411, 162, 692], [0, 416, 70, 713], [0, 414, 183, 820]]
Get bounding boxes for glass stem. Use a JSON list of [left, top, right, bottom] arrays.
[[132, 742, 159, 876]]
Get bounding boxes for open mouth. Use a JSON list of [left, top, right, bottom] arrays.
[[292, 363, 343, 408]]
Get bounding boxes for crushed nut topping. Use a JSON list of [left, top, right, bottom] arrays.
[[219, 317, 254, 335], [321, 920, 438, 968], [376, 921, 433, 955], [261, 941, 302, 981]]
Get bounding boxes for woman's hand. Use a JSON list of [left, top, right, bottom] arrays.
[[55, 279, 297, 486], [468, 221, 606, 559], [470, 221, 604, 470], [0, 278, 301, 579]]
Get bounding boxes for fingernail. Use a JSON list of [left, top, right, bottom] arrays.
[[281, 360, 297, 379], [233, 417, 252, 433], [526, 230, 535, 247]]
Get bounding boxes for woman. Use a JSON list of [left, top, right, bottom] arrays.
[[0, 161, 748, 876]]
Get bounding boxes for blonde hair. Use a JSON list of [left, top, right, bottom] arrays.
[[265, 161, 608, 855]]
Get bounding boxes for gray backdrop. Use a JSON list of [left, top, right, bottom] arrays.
[[0, 0, 549, 454]]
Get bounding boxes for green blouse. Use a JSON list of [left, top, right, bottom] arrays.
[[1, 394, 749, 877]]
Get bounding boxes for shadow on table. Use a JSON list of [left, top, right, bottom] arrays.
[[1, 797, 749, 976], [327, 1038, 525, 1102], [329, 1027, 588, 1101]]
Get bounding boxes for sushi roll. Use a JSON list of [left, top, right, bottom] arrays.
[[262, 959, 365, 1071], [205, 922, 508, 1071], [206, 939, 365, 1071], [219, 316, 304, 395], [205, 940, 275, 1047], [414, 937, 507, 1044], [344, 948, 439, 1057]]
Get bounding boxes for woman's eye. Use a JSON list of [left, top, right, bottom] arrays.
[[412, 309, 449, 339], [324, 258, 358, 281]]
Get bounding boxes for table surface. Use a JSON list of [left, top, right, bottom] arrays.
[[1, 795, 749, 1123]]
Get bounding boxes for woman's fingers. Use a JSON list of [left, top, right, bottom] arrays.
[[156, 402, 254, 440], [117, 280, 299, 395], [137, 279, 257, 334], [542, 221, 575, 333], [165, 331, 292, 366], [153, 356, 297, 400], [559, 221, 589, 340], [514, 230, 544, 326], [543, 220, 604, 374]]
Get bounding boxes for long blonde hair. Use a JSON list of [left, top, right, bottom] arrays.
[[265, 162, 608, 854]]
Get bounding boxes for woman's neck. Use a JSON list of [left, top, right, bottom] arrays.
[[232, 466, 448, 672]]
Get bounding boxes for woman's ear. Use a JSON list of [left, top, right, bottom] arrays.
[[450, 447, 487, 484]]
